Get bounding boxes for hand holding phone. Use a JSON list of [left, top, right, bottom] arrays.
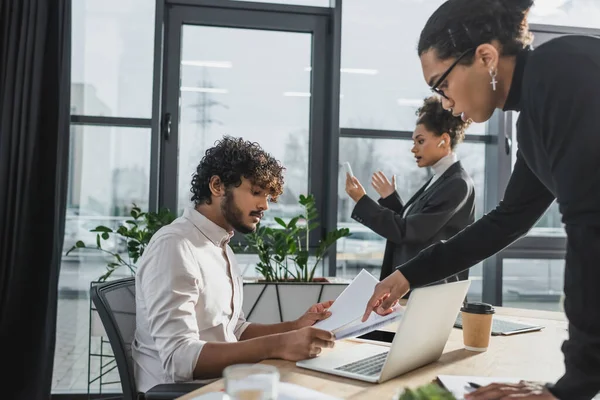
[[344, 162, 366, 202], [343, 162, 354, 178]]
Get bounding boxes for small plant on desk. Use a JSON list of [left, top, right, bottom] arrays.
[[395, 383, 457, 400]]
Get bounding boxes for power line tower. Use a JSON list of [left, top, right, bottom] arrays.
[[189, 69, 228, 151]]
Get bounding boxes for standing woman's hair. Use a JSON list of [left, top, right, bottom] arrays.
[[416, 96, 470, 149], [418, 0, 535, 62]]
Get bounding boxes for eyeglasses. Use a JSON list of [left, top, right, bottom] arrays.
[[430, 48, 475, 99]]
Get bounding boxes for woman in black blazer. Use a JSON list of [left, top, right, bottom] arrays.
[[345, 96, 474, 282]]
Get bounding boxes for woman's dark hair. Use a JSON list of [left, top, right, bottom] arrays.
[[418, 0, 534, 62], [191, 136, 285, 205], [416, 96, 470, 149]]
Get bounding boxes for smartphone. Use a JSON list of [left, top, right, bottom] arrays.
[[356, 330, 395, 343], [342, 161, 354, 178]]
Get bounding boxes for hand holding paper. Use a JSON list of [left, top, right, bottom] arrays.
[[439, 375, 595, 400], [295, 300, 334, 329], [332, 305, 403, 340], [313, 269, 404, 340]]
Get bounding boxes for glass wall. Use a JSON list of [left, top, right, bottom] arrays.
[[54, 0, 155, 394], [529, 0, 600, 29], [338, 0, 487, 134], [235, 0, 329, 5], [71, 0, 154, 118], [502, 258, 565, 312], [176, 25, 312, 220]]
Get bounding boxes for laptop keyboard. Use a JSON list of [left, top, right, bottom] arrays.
[[334, 352, 388, 376]]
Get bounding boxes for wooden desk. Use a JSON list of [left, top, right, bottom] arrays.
[[177, 307, 567, 399]]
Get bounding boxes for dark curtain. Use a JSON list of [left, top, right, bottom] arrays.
[[0, 0, 71, 398]]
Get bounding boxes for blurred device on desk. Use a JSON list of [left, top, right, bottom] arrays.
[[454, 314, 543, 336]]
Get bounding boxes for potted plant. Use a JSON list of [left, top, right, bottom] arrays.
[[395, 383, 457, 399], [235, 194, 352, 324], [66, 204, 176, 282], [66, 204, 176, 337]]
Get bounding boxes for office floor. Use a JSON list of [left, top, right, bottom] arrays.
[[53, 296, 120, 394]]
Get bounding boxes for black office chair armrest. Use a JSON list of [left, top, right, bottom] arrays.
[[143, 382, 207, 400]]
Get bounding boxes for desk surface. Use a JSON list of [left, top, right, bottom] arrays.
[[177, 307, 567, 400]]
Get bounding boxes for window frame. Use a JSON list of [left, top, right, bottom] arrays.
[[157, 2, 336, 251]]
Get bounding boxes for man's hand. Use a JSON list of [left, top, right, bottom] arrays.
[[274, 327, 335, 361], [362, 270, 410, 322], [295, 300, 334, 329], [345, 173, 366, 203], [465, 381, 557, 399], [372, 171, 396, 199]]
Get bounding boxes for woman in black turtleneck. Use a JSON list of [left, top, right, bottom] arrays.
[[362, 1, 600, 399]]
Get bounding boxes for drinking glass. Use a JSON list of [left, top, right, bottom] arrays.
[[223, 364, 279, 400]]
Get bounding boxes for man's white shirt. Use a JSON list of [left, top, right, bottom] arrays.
[[132, 207, 250, 392]]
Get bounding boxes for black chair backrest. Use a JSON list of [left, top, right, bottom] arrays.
[[91, 277, 137, 400]]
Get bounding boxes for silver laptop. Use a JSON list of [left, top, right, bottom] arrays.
[[296, 280, 470, 383]]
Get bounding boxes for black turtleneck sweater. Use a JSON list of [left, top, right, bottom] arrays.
[[397, 35, 600, 399]]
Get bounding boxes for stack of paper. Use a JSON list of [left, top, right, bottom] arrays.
[[313, 269, 404, 340]]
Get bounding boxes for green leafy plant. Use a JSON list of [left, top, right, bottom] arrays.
[[66, 204, 176, 281], [395, 383, 457, 400], [240, 194, 350, 282]]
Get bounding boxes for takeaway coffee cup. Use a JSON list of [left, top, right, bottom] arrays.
[[461, 302, 495, 352]]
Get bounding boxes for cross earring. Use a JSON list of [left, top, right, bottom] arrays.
[[490, 68, 498, 91]]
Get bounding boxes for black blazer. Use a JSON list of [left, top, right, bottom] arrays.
[[351, 161, 475, 282]]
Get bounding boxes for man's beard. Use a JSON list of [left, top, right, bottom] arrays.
[[221, 189, 256, 234]]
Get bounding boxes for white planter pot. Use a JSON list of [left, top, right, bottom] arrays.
[[242, 280, 349, 324]]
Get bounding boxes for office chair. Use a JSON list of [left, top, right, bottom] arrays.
[[91, 277, 205, 400]]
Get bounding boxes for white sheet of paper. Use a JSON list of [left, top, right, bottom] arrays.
[[437, 375, 521, 399], [190, 382, 343, 400], [313, 269, 378, 332], [334, 306, 404, 340]]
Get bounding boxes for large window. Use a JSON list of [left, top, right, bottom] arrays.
[[54, 0, 155, 394], [176, 25, 312, 219], [339, 0, 442, 131], [235, 0, 330, 5], [502, 258, 564, 312], [71, 0, 155, 118], [338, 0, 487, 135], [529, 0, 600, 29], [54, 126, 152, 394]]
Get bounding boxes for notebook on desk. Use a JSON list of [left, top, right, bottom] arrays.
[[436, 375, 521, 399], [454, 313, 544, 336]]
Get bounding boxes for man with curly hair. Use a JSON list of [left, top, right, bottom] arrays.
[[132, 136, 335, 392]]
